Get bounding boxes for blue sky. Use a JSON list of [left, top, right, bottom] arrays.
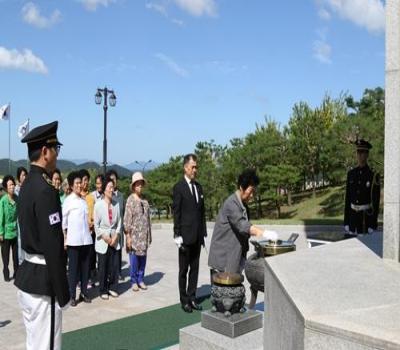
[[0, 0, 385, 165]]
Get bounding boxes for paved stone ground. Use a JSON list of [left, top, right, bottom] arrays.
[[0, 224, 267, 350]]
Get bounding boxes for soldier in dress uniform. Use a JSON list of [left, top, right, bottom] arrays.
[[14, 121, 70, 350], [344, 139, 381, 238]]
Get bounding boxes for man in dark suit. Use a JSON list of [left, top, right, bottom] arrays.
[[344, 139, 380, 237], [15, 121, 70, 350], [172, 154, 207, 313]]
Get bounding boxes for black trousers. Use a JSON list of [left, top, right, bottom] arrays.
[[89, 232, 97, 273], [98, 246, 119, 294], [117, 248, 122, 274], [67, 245, 91, 299], [348, 210, 374, 234], [179, 242, 201, 305], [1, 237, 18, 280]]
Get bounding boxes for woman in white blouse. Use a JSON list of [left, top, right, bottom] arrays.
[[62, 171, 93, 306], [94, 176, 122, 300]]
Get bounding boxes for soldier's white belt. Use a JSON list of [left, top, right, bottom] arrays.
[[25, 253, 46, 265], [351, 203, 371, 212]]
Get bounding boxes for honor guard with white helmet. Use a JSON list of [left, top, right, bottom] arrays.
[[344, 139, 381, 237], [14, 121, 70, 350]]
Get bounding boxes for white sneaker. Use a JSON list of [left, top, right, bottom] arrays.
[[100, 294, 109, 300], [109, 290, 119, 298]]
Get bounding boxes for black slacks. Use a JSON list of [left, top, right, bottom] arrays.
[[98, 246, 119, 294], [67, 245, 91, 299], [89, 232, 97, 273], [1, 237, 18, 280], [178, 242, 201, 305]]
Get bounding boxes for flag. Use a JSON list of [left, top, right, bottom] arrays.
[[18, 120, 29, 139], [0, 104, 10, 121]]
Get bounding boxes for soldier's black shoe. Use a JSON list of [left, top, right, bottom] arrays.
[[70, 299, 77, 307], [191, 301, 203, 311], [181, 304, 193, 313]]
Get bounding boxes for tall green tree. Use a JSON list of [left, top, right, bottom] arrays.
[[195, 140, 226, 220], [145, 156, 182, 219], [346, 87, 384, 175], [287, 94, 347, 196]]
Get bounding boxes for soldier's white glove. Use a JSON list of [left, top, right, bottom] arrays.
[[367, 228, 374, 234], [344, 225, 350, 232], [263, 230, 278, 241], [174, 236, 183, 248]]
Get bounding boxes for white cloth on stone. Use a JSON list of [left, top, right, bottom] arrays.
[[263, 230, 278, 241]]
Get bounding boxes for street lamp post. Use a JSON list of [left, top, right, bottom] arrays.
[[95, 87, 116, 175], [135, 159, 152, 173]]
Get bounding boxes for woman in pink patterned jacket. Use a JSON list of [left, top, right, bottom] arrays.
[[124, 172, 152, 292]]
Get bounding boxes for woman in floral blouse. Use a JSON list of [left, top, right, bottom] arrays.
[[0, 175, 18, 281], [124, 172, 152, 292]]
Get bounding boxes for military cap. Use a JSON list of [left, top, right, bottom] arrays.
[[21, 121, 62, 152], [354, 139, 372, 151]]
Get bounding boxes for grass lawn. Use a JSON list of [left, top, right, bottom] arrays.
[[151, 186, 383, 226], [253, 186, 345, 225]]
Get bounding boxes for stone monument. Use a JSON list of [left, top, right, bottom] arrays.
[[384, 0, 400, 263]]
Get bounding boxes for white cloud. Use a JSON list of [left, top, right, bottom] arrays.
[[172, 18, 184, 26], [318, 0, 385, 33], [79, 0, 116, 11], [173, 0, 217, 17], [146, 2, 168, 17], [21, 2, 61, 28], [155, 53, 188, 77], [0, 47, 48, 74], [313, 40, 332, 64], [318, 8, 331, 20], [146, 2, 185, 26]]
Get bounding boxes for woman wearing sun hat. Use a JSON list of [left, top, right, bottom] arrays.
[[124, 172, 152, 292]]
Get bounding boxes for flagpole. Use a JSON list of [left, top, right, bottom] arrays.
[[26, 118, 30, 169], [8, 103, 11, 174]]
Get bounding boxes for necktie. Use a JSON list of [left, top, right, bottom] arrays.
[[191, 181, 197, 203]]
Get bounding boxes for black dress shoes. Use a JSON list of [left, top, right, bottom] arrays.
[[191, 301, 203, 311], [79, 294, 92, 303], [181, 304, 193, 313], [70, 299, 77, 307]]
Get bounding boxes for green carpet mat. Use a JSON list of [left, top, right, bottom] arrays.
[[62, 297, 211, 350]]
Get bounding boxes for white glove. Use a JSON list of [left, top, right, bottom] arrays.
[[263, 230, 278, 241], [344, 225, 350, 232], [174, 236, 183, 248], [367, 228, 374, 234]]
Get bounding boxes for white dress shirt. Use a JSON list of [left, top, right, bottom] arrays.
[[91, 190, 103, 203], [62, 193, 93, 246], [184, 175, 198, 202]]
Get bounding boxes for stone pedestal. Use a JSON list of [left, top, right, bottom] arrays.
[[384, 0, 400, 263], [201, 309, 262, 338], [264, 233, 400, 349], [180, 322, 263, 350]]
